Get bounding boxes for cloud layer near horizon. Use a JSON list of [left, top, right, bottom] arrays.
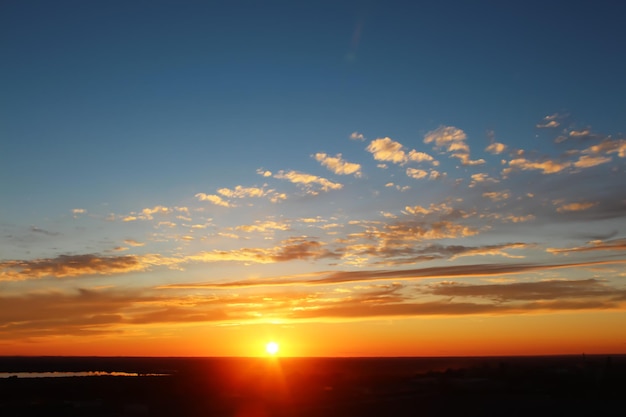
[[2, 117, 626, 343]]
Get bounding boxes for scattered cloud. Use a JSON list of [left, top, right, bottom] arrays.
[[314, 153, 362, 177], [350, 131, 365, 141], [366, 137, 408, 164], [424, 126, 484, 165], [218, 185, 268, 198], [536, 113, 562, 128], [505, 157, 571, 174], [556, 201, 597, 213], [406, 168, 428, 179], [536, 120, 560, 128], [274, 170, 343, 193], [195, 193, 233, 207], [485, 142, 506, 154]]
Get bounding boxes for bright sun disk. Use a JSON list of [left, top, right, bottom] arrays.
[[265, 341, 279, 355]]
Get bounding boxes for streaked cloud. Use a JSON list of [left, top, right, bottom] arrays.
[[164, 259, 626, 289], [547, 238, 626, 255], [0, 254, 150, 281]]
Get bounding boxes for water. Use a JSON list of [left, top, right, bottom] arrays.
[[0, 371, 168, 378]]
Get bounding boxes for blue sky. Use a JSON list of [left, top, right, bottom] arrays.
[[1, 1, 626, 356]]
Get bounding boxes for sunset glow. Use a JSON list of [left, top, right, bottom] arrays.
[[1, 1, 625, 358]]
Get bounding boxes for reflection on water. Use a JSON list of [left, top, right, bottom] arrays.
[[0, 371, 168, 378]]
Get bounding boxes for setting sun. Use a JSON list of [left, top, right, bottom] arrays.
[[265, 341, 279, 356]]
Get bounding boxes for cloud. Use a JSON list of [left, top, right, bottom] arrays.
[[405, 168, 428, 179], [366, 137, 407, 164], [469, 173, 499, 187], [408, 150, 438, 164], [187, 237, 341, 265], [314, 153, 362, 177], [213, 185, 287, 203], [427, 278, 621, 302], [235, 219, 290, 233], [72, 208, 86, 214], [218, 185, 268, 198], [274, 170, 343, 193], [536, 113, 562, 128], [4, 277, 624, 342], [424, 126, 484, 165], [0, 254, 148, 281], [350, 131, 365, 141], [569, 129, 591, 137], [485, 142, 506, 154], [547, 238, 626, 255], [256, 168, 273, 177], [404, 203, 454, 216], [140, 205, 172, 219], [556, 201, 597, 213], [573, 155, 612, 168], [169, 259, 626, 289], [503, 214, 536, 223], [424, 126, 467, 148], [124, 239, 145, 247], [195, 193, 233, 207], [506, 157, 571, 174], [482, 191, 510, 202], [536, 120, 560, 128], [30, 226, 59, 236]]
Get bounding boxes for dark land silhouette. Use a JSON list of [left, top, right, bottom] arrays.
[[1, 355, 625, 416]]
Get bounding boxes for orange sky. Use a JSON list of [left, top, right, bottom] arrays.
[[4, 311, 625, 357], [2, 2, 626, 358]]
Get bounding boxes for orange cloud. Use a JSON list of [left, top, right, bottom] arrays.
[[556, 201, 597, 213], [314, 153, 362, 177], [274, 170, 343, 193], [0, 254, 148, 281], [506, 157, 570, 174], [195, 193, 233, 207], [424, 126, 484, 165], [547, 238, 626, 255]]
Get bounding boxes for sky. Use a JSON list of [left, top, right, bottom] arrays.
[[1, 0, 626, 357]]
